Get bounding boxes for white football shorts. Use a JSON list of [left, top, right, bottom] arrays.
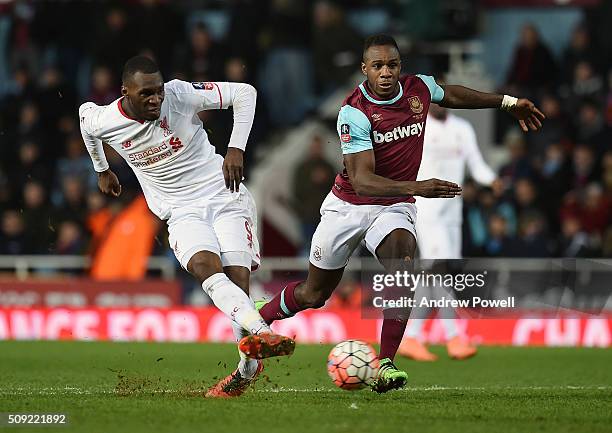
[[167, 186, 260, 271], [309, 192, 418, 270]]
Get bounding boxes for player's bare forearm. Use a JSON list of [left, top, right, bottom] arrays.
[[351, 171, 419, 197], [352, 172, 461, 198], [438, 85, 502, 109], [345, 151, 461, 198], [439, 85, 545, 132]]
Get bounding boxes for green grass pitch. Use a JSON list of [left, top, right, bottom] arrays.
[[1, 341, 611, 433]]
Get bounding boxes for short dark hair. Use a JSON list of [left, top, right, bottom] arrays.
[[122, 55, 160, 83], [363, 34, 399, 60]]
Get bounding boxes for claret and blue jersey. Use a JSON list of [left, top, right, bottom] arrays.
[[333, 74, 445, 206]]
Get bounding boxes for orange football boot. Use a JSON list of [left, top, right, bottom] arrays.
[[397, 337, 438, 362], [238, 333, 295, 359], [446, 336, 477, 360], [205, 360, 264, 398]]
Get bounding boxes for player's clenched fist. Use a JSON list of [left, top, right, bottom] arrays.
[[415, 178, 461, 198], [97, 169, 122, 197]]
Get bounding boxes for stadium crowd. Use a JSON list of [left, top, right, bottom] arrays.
[[0, 0, 610, 259]]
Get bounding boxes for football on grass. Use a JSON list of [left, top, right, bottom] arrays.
[[327, 340, 379, 390]]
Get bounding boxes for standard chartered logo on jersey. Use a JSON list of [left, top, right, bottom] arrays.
[[373, 122, 424, 144]]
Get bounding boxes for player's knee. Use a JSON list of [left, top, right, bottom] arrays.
[[225, 268, 250, 292], [188, 254, 222, 284]]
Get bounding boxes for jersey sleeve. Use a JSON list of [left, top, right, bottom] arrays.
[[416, 74, 445, 103], [165, 79, 232, 111], [165, 79, 256, 151], [463, 121, 496, 185], [337, 105, 373, 154], [79, 102, 109, 172]]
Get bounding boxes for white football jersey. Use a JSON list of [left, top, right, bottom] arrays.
[[79, 79, 255, 220], [416, 113, 496, 225]]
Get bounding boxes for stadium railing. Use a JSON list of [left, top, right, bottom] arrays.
[[0, 255, 176, 280]]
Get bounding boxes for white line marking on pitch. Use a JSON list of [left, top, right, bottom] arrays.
[[0, 385, 610, 396]]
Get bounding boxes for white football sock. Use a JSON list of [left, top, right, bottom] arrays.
[[231, 320, 259, 378], [435, 283, 459, 339], [440, 318, 459, 339], [405, 283, 430, 338], [405, 318, 425, 338], [201, 273, 272, 335]]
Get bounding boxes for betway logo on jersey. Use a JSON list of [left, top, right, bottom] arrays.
[[373, 122, 424, 144]]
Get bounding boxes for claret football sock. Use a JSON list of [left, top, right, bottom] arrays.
[[259, 280, 304, 325], [379, 318, 409, 361]]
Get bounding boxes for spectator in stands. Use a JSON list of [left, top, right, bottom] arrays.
[[174, 22, 224, 81], [0, 170, 12, 214], [259, 0, 314, 126], [21, 180, 54, 253], [461, 180, 481, 255], [509, 212, 551, 257], [506, 23, 557, 94], [9, 141, 50, 198], [8, 1, 39, 79], [513, 178, 542, 222], [540, 143, 572, 232], [226, 0, 265, 79], [484, 214, 511, 257], [526, 95, 569, 162], [0, 210, 27, 255], [466, 187, 516, 255], [560, 24, 601, 87], [558, 216, 593, 257], [571, 145, 598, 191], [579, 183, 610, 237], [55, 220, 86, 255], [291, 136, 336, 256], [312, 1, 361, 97], [575, 99, 611, 152], [498, 132, 534, 184], [88, 65, 119, 106], [53, 133, 97, 205], [566, 61, 604, 104], [134, 0, 181, 74], [56, 175, 87, 227], [17, 101, 44, 144], [92, 6, 137, 73]]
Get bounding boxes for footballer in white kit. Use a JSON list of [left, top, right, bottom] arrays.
[[79, 56, 295, 398], [399, 103, 500, 361]]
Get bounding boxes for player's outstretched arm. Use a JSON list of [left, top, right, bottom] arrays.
[[439, 85, 545, 132], [345, 150, 461, 198]]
